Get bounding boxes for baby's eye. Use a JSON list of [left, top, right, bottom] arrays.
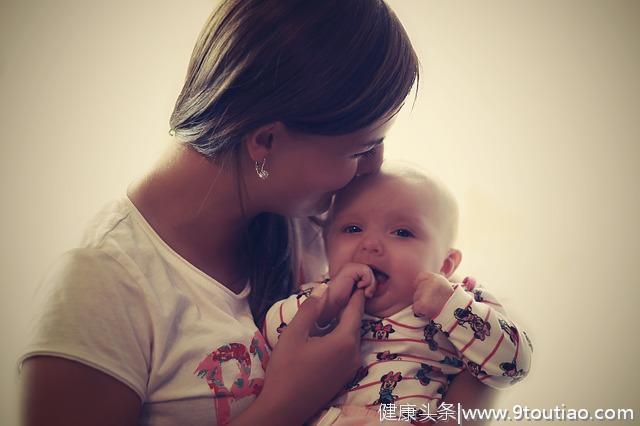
[[393, 229, 414, 238], [343, 225, 362, 233]]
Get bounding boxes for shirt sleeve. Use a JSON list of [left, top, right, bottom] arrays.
[[18, 248, 153, 400], [431, 277, 533, 389], [263, 284, 319, 350]]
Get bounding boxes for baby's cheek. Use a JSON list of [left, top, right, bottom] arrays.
[[396, 279, 417, 303], [325, 238, 348, 276], [401, 253, 428, 279]]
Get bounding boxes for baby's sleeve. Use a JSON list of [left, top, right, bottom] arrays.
[[263, 284, 317, 351], [431, 277, 533, 389]]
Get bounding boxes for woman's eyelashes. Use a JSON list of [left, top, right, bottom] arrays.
[[351, 146, 377, 159]]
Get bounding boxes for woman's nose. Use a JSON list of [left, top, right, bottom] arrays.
[[355, 144, 384, 176]]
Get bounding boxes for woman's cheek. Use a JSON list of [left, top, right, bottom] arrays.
[[328, 162, 359, 191]]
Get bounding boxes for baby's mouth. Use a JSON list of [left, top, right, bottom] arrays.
[[370, 266, 389, 286]]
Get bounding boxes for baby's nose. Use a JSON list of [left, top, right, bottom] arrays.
[[358, 235, 384, 254]]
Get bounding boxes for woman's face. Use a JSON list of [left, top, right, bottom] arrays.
[[265, 115, 396, 217]]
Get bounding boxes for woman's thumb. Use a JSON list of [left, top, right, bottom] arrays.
[[334, 288, 365, 340]]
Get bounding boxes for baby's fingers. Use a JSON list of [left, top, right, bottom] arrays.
[[355, 266, 375, 290], [363, 278, 377, 298], [412, 285, 430, 317], [412, 300, 429, 318]]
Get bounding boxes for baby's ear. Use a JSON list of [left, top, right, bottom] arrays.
[[440, 249, 462, 278]]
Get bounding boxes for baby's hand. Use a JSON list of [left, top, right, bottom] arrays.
[[412, 271, 455, 319], [317, 263, 377, 327], [331, 262, 377, 301]]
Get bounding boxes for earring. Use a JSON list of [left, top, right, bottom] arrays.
[[255, 158, 269, 180]]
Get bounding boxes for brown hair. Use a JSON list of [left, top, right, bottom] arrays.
[[170, 0, 419, 327]]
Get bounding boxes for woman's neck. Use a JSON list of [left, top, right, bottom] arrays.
[[128, 142, 253, 293]]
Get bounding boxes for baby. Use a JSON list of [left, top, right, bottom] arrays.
[[264, 164, 532, 425]]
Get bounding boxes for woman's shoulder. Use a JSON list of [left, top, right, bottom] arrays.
[[48, 197, 246, 303], [35, 197, 162, 303], [21, 248, 153, 402], [72, 197, 180, 284], [78, 197, 153, 253], [35, 248, 143, 316]]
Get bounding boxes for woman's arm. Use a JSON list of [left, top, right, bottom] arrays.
[[21, 293, 365, 426], [233, 290, 367, 426], [438, 370, 499, 426], [263, 262, 374, 346], [20, 356, 141, 426]]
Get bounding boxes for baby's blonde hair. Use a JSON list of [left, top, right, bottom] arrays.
[[326, 161, 459, 247]]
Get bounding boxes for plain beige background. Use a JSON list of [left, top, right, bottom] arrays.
[[1, 0, 639, 424]]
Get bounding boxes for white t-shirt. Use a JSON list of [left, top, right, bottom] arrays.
[[19, 197, 270, 425]]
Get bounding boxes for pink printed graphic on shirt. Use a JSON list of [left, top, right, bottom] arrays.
[[194, 331, 270, 424], [361, 319, 395, 340]]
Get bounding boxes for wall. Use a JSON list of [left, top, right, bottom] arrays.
[[1, 1, 638, 424]]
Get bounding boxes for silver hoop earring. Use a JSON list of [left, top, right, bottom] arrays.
[[255, 158, 269, 180]]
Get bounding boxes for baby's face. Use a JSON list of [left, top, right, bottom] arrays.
[[325, 173, 454, 318]]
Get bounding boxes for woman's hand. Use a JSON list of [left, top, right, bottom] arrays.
[[437, 370, 498, 426], [234, 289, 367, 426]]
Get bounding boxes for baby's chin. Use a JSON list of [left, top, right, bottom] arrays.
[[364, 297, 410, 318]]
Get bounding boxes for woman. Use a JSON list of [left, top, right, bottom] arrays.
[[20, 1, 494, 424]]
